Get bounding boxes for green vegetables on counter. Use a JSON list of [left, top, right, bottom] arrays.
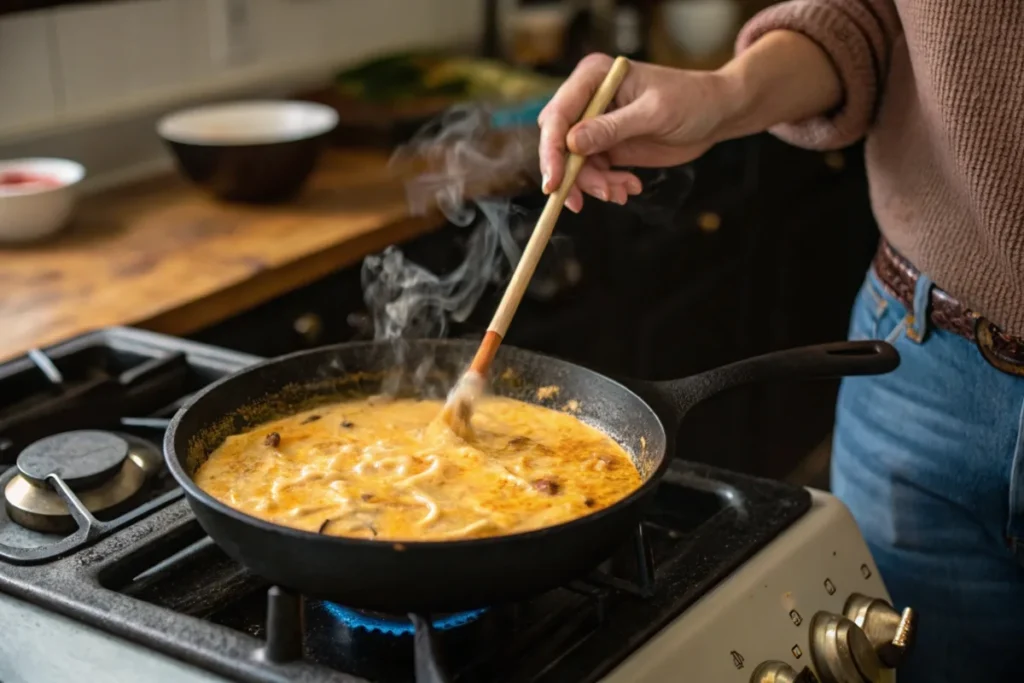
[[334, 52, 558, 104]]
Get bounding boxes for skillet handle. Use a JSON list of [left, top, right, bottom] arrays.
[[650, 340, 899, 425]]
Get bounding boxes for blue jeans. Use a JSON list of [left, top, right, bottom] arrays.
[[832, 269, 1024, 682]]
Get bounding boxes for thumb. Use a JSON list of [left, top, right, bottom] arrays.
[[567, 100, 650, 155]]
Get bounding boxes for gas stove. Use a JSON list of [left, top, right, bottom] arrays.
[[0, 328, 913, 683]]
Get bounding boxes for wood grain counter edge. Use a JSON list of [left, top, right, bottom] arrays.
[[139, 210, 444, 338], [0, 150, 446, 362]]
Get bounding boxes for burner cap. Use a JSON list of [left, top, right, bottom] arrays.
[[17, 430, 128, 490], [4, 432, 160, 534]]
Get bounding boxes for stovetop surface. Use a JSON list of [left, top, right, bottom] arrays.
[[0, 328, 811, 683]]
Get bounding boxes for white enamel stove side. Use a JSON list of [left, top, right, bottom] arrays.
[[604, 489, 896, 683]]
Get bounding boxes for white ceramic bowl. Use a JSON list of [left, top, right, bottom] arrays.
[[662, 0, 741, 60], [156, 100, 339, 147], [0, 158, 86, 243]]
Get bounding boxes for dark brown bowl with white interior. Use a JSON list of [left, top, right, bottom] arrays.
[[157, 100, 339, 203]]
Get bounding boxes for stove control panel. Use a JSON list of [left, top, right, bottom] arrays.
[[604, 490, 913, 683]]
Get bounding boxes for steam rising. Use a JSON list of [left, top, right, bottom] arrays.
[[362, 105, 537, 341], [359, 104, 694, 345]]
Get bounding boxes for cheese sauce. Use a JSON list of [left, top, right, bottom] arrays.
[[194, 396, 641, 541]]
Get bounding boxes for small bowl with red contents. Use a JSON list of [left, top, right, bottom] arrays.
[[0, 158, 86, 243]]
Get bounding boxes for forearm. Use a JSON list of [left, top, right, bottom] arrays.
[[713, 30, 842, 142]]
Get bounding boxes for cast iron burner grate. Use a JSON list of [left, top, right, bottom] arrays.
[[249, 523, 659, 683], [0, 329, 259, 564], [112, 466, 807, 683], [0, 328, 812, 683]]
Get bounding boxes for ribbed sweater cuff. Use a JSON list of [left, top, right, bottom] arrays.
[[735, 0, 882, 151]]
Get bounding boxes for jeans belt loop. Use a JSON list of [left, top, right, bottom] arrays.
[[907, 273, 934, 344]]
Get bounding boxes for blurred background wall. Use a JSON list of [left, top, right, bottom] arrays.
[[0, 0, 484, 189]]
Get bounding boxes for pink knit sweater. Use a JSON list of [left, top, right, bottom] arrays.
[[737, 1, 1024, 336]]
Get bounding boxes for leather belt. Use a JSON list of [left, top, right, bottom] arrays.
[[871, 240, 1024, 374]]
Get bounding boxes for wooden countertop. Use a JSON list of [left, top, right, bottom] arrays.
[[0, 149, 444, 361]]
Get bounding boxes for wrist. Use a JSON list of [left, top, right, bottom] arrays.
[[705, 65, 756, 143], [708, 29, 843, 142]]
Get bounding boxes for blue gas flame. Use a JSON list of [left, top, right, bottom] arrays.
[[322, 603, 487, 635]]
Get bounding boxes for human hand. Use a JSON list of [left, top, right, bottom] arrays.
[[537, 53, 735, 212]]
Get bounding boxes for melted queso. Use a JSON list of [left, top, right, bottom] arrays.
[[194, 396, 642, 541]]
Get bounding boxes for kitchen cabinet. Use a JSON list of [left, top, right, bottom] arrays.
[[680, 135, 877, 478], [192, 132, 877, 480]]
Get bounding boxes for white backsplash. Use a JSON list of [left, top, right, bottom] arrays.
[[52, 1, 189, 112], [0, 12, 59, 132], [0, 0, 483, 191]]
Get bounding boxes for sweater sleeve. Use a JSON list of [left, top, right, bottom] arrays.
[[735, 0, 902, 150]]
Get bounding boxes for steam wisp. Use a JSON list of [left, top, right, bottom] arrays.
[[360, 94, 694, 435], [363, 105, 538, 345], [438, 56, 632, 434]]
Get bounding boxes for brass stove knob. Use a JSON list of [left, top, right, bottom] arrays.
[[750, 660, 799, 683], [810, 612, 881, 683], [844, 594, 917, 667]]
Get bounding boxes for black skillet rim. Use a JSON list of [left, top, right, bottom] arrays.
[[163, 339, 671, 551]]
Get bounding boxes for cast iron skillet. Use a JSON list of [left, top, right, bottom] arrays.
[[164, 338, 897, 613]]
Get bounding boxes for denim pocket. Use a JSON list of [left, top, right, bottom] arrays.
[[849, 272, 906, 343]]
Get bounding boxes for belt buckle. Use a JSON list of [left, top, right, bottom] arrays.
[[974, 317, 1024, 376]]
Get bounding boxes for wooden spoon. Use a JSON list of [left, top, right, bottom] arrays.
[[441, 56, 632, 431]]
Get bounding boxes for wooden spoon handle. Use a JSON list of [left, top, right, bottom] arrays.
[[468, 56, 631, 374]]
